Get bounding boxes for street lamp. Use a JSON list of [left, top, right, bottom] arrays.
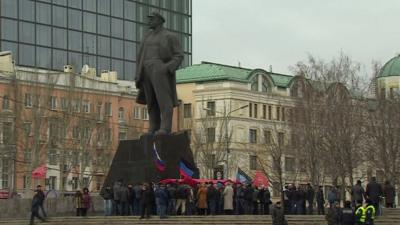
[[203, 104, 249, 179]]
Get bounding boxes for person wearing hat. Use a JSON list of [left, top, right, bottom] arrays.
[[135, 11, 183, 136], [30, 189, 48, 225]]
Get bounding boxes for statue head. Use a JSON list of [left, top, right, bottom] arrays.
[[148, 12, 165, 29]]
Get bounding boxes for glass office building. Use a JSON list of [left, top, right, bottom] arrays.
[[0, 0, 192, 80]]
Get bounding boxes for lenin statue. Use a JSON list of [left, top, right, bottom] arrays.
[[135, 12, 183, 135]]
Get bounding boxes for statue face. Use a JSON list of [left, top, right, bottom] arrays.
[[148, 16, 163, 29]]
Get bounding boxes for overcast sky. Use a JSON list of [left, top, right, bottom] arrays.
[[192, 0, 400, 75]]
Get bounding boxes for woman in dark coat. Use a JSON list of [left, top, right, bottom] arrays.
[[384, 180, 396, 208], [81, 187, 92, 216]]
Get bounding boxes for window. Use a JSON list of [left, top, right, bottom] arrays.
[[206, 128, 215, 143], [282, 107, 285, 121], [96, 103, 102, 120], [25, 93, 33, 107], [1, 19, 17, 41], [69, 0, 82, 9], [112, 59, 124, 79], [251, 76, 258, 91], [276, 106, 281, 121], [23, 122, 32, 136], [68, 51, 82, 73], [142, 108, 148, 120], [23, 175, 29, 189], [119, 130, 127, 140], [3, 122, 13, 144], [264, 130, 271, 144], [53, 28, 67, 49], [48, 176, 57, 190], [98, 0, 110, 15], [254, 103, 258, 118], [61, 97, 68, 111], [249, 103, 252, 117], [72, 100, 80, 112], [19, 22, 35, 44], [1, 0, 17, 18], [72, 177, 79, 190], [49, 96, 57, 110], [1, 159, 9, 188], [250, 155, 257, 170], [83, 0, 96, 11], [133, 107, 141, 119], [118, 107, 125, 121], [98, 15, 110, 35], [37, 25, 52, 47], [20, 44, 35, 66], [124, 21, 136, 41], [53, 6, 67, 27], [105, 102, 112, 116], [36, 47, 52, 68], [68, 9, 82, 30], [36, 2, 51, 25], [24, 149, 32, 163], [206, 101, 215, 116], [124, 41, 136, 61], [285, 157, 295, 172], [183, 103, 192, 118], [105, 128, 112, 142], [82, 127, 91, 140], [262, 77, 269, 92], [68, 30, 82, 51], [249, 129, 257, 144], [111, 39, 123, 59], [111, 18, 123, 38], [98, 36, 110, 56], [268, 105, 272, 120], [83, 12, 97, 33], [19, 0, 35, 21], [82, 100, 90, 113], [48, 150, 57, 165], [278, 132, 285, 146], [2, 95, 10, 110], [262, 105, 266, 119], [124, 1, 136, 21]]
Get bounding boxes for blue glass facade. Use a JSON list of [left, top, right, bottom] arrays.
[[0, 0, 192, 81]]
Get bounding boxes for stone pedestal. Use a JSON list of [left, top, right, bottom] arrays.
[[103, 131, 198, 185]]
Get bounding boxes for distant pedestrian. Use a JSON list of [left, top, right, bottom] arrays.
[[341, 201, 355, 225], [113, 180, 122, 215], [127, 184, 135, 215], [81, 188, 92, 217], [271, 201, 287, 225], [36, 185, 47, 218], [167, 183, 177, 215], [351, 180, 365, 206], [133, 183, 142, 215], [316, 186, 325, 215], [29, 190, 47, 225], [326, 201, 341, 225], [197, 183, 208, 215], [207, 183, 218, 215], [383, 180, 395, 208], [154, 183, 169, 219], [366, 177, 382, 216], [74, 190, 83, 216], [223, 182, 234, 214], [100, 186, 114, 216], [140, 183, 153, 219], [306, 183, 315, 215], [327, 187, 339, 208], [175, 183, 188, 215]]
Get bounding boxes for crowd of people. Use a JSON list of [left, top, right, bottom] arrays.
[[99, 180, 273, 219]]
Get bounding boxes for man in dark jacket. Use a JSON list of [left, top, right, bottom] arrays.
[[127, 184, 135, 215], [207, 184, 218, 215], [140, 183, 154, 219], [271, 201, 287, 225], [351, 180, 365, 206], [316, 186, 325, 215], [166, 183, 176, 215], [366, 177, 382, 216], [100, 186, 114, 216], [155, 183, 169, 219], [243, 184, 254, 215], [133, 183, 142, 215], [306, 183, 315, 215], [30, 190, 47, 225], [383, 180, 396, 208], [341, 201, 355, 225], [117, 184, 129, 215], [36, 185, 47, 218]]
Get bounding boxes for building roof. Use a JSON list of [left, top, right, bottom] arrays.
[[176, 61, 293, 87], [378, 55, 400, 78]]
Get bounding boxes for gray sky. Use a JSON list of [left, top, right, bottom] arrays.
[[192, 0, 400, 75]]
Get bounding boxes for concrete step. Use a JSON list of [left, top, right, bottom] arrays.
[[0, 215, 398, 225]]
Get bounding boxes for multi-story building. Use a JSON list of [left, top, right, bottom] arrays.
[[0, 52, 153, 194], [0, 0, 192, 81]]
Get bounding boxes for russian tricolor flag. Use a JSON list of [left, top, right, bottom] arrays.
[[153, 143, 166, 172], [179, 159, 194, 178]]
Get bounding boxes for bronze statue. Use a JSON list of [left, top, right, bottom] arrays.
[[135, 12, 183, 135]]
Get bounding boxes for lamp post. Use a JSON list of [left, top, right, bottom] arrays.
[[203, 104, 248, 179]]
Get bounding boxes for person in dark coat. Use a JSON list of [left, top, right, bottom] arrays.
[[140, 183, 154, 219], [271, 201, 287, 225], [341, 201, 355, 225], [351, 180, 365, 206], [100, 186, 114, 216], [134, 12, 183, 135], [155, 183, 169, 219], [133, 183, 142, 215], [113, 180, 122, 215], [127, 184, 135, 215], [316, 186, 325, 215], [365, 177, 382, 216], [263, 187, 272, 215], [36, 185, 47, 218], [297, 186, 306, 215], [383, 180, 396, 208], [251, 185, 259, 215], [325, 201, 342, 225], [243, 184, 254, 215], [118, 184, 129, 216], [30, 190, 47, 225], [167, 183, 177, 215], [207, 183, 218, 215], [306, 183, 315, 215], [81, 188, 92, 217]]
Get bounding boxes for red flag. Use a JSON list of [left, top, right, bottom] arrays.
[[253, 170, 269, 188], [32, 165, 47, 179]]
